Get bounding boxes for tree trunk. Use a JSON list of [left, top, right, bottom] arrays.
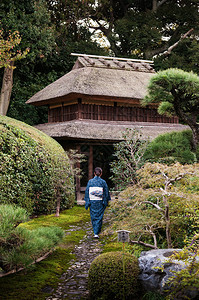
[[0, 62, 14, 116], [190, 125, 199, 151], [165, 204, 172, 248], [55, 193, 61, 217]]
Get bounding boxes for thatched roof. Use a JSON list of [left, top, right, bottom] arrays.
[[26, 54, 155, 106], [35, 120, 188, 142]]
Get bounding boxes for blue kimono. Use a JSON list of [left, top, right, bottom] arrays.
[[84, 176, 111, 235]]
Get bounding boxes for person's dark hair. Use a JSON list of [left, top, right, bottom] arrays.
[[94, 167, 102, 176]]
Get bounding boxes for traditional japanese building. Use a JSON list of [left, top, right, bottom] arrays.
[[26, 53, 187, 202]]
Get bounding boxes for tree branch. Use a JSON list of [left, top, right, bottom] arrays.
[[143, 200, 163, 211], [130, 239, 158, 249], [158, 28, 194, 57]]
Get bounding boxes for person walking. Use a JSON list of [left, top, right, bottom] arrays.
[[84, 167, 111, 238]]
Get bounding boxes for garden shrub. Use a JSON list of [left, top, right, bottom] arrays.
[[144, 130, 198, 164], [0, 204, 64, 272], [88, 251, 139, 300], [106, 163, 199, 249], [0, 115, 75, 215]]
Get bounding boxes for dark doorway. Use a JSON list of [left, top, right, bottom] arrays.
[[80, 144, 114, 189], [93, 144, 114, 188]]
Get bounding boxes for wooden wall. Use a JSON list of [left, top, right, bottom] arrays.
[[48, 103, 178, 124]]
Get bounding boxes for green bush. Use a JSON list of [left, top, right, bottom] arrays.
[[107, 163, 199, 249], [0, 204, 64, 272], [88, 251, 139, 300], [0, 115, 75, 215], [144, 130, 198, 164]]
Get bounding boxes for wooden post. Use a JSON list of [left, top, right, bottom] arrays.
[[76, 144, 81, 202], [61, 102, 64, 122], [77, 98, 82, 119], [88, 145, 93, 179]]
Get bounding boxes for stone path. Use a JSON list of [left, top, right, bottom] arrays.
[[46, 217, 108, 300]]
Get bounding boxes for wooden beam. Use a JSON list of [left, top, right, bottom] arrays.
[[88, 145, 93, 180], [76, 144, 81, 202], [71, 53, 154, 64]]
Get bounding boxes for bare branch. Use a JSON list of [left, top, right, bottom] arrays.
[[159, 28, 194, 57], [130, 240, 158, 249], [143, 200, 163, 211]]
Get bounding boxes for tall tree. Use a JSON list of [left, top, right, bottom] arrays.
[[61, 0, 198, 72], [142, 68, 199, 150], [0, 30, 29, 115], [0, 0, 108, 125], [0, 0, 56, 119]]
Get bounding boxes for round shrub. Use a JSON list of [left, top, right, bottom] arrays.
[[0, 115, 75, 215], [144, 130, 197, 164], [88, 251, 139, 300]]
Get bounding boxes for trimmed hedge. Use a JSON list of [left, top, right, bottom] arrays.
[[88, 251, 139, 300], [0, 115, 75, 215], [144, 130, 198, 164]]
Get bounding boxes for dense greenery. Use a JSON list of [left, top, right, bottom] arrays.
[[0, 206, 90, 300], [0, 115, 75, 215], [88, 251, 139, 300], [0, 204, 64, 272], [110, 129, 149, 190], [0, 1, 198, 124], [144, 130, 198, 164], [107, 163, 199, 249], [49, 0, 199, 68], [142, 69, 199, 150], [0, 0, 107, 124], [163, 245, 199, 299]]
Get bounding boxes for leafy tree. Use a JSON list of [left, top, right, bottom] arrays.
[[0, 29, 29, 115], [142, 68, 199, 150], [0, 0, 108, 125], [110, 129, 149, 190], [108, 163, 199, 249], [70, 0, 199, 70], [0, 0, 56, 122]]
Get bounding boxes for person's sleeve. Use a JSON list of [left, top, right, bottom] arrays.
[[103, 182, 111, 207], [84, 182, 91, 210]]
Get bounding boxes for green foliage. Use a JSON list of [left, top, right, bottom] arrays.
[[164, 235, 199, 299], [0, 204, 64, 272], [88, 251, 139, 300], [110, 129, 149, 190], [107, 163, 199, 249], [61, 0, 199, 71], [143, 68, 199, 150], [0, 206, 90, 300], [143, 69, 199, 109], [144, 130, 198, 164], [0, 115, 75, 215], [143, 291, 165, 300]]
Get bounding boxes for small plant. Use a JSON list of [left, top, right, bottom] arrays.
[[0, 204, 64, 273], [88, 251, 139, 300], [164, 234, 199, 300], [110, 128, 149, 190]]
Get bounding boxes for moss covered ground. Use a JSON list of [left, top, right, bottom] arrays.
[[0, 206, 90, 300], [0, 205, 165, 300]]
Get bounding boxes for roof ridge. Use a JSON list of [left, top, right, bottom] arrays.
[[71, 53, 154, 64]]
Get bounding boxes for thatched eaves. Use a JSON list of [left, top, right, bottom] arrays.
[[35, 119, 188, 142], [26, 54, 155, 106]]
